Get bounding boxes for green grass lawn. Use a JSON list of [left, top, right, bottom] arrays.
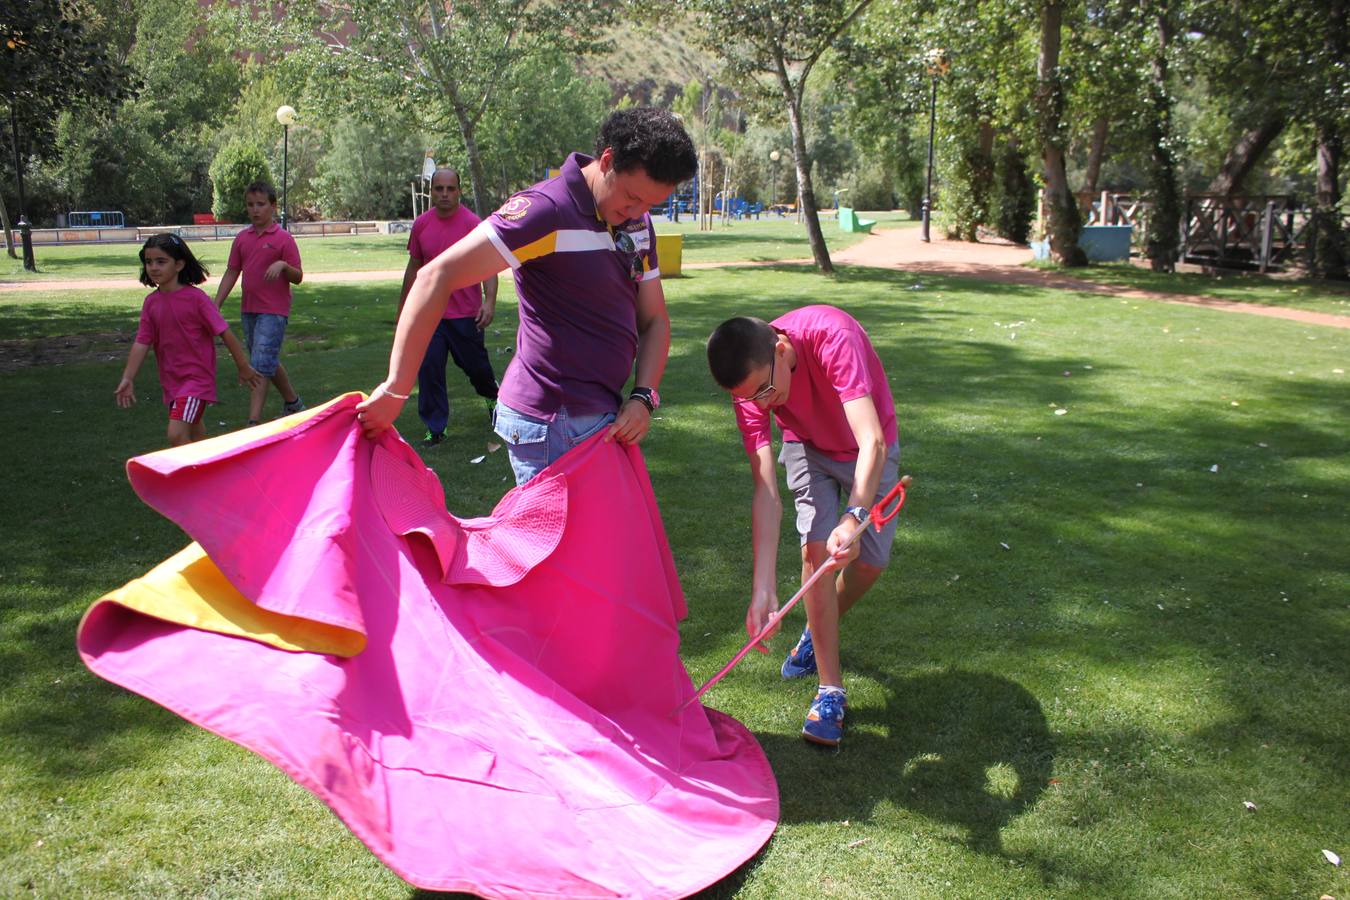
[[2, 264, 1347, 897], [0, 214, 918, 284], [0, 234, 414, 283]]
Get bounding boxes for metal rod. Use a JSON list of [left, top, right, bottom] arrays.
[[282, 124, 289, 231]]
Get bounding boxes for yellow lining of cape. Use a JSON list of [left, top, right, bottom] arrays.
[[95, 542, 366, 657]]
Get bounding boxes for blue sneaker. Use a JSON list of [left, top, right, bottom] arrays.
[[781, 628, 817, 679], [802, 688, 847, 746]]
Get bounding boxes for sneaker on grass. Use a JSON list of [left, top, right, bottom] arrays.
[[422, 431, 444, 447], [802, 687, 847, 746], [282, 396, 306, 415], [781, 628, 817, 679]]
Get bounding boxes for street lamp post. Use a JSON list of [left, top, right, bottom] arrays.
[[921, 49, 951, 243], [276, 105, 297, 230], [769, 150, 780, 211]]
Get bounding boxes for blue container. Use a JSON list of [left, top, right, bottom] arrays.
[[1030, 226, 1133, 262], [1077, 225, 1133, 261]]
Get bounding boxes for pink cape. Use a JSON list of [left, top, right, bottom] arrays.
[[77, 394, 778, 897]]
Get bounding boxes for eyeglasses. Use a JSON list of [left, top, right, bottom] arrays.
[[613, 229, 643, 282], [736, 354, 777, 404]]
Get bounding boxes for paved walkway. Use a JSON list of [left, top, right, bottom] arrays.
[[4, 227, 1346, 329]]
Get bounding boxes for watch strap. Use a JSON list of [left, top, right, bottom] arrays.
[[629, 387, 657, 412]]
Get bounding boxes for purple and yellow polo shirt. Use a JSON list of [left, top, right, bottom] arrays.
[[477, 152, 660, 420]]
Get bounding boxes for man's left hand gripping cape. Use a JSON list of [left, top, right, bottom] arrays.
[[77, 394, 778, 898]]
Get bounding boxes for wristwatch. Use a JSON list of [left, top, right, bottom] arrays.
[[844, 505, 869, 525], [629, 386, 660, 412]]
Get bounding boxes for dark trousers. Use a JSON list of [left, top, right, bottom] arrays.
[[418, 317, 499, 434]]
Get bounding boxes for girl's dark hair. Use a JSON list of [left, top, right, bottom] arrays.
[[139, 233, 209, 287]]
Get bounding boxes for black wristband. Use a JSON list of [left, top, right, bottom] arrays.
[[629, 390, 654, 412]]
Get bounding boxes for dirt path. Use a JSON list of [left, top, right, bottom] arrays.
[[4, 228, 1346, 329], [830, 226, 1350, 329]]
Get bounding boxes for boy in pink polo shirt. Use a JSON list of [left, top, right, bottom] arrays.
[[707, 306, 901, 748], [213, 181, 306, 426]]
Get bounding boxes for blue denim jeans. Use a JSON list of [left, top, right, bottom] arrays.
[[240, 312, 288, 377], [493, 402, 616, 486], [418, 317, 498, 435]]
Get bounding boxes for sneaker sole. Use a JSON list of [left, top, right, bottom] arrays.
[[801, 728, 841, 747]]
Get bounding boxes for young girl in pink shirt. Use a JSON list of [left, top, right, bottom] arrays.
[[115, 234, 262, 446]]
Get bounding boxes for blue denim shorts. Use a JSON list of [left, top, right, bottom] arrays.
[[493, 402, 616, 486], [240, 312, 289, 376]]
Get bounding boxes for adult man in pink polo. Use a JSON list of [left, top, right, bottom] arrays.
[[213, 181, 306, 425], [398, 168, 499, 446]]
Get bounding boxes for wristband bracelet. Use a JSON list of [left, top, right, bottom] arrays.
[[380, 383, 411, 400]]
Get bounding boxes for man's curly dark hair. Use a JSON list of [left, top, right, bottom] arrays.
[[597, 108, 698, 186]]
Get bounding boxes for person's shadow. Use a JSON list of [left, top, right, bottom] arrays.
[[763, 668, 1053, 851]]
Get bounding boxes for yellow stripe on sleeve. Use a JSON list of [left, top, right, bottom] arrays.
[[512, 231, 559, 264]]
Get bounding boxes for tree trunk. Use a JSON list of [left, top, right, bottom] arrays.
[[0, 191, 15, 258], [451, 104, 492, 218], [1083, 117, 1109, 195], [1144, 1, 1181, 272], [778, 64, 832, 273], [1036, 0, 1086, 266], [1206, 114, 1285, 197], [1312, 0, 1346, 279]]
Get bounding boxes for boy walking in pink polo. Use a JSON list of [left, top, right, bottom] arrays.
[[707, 306, 901, 747], [214, 181, 306, 425]]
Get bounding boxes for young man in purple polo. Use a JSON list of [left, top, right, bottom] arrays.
[[706, 307, 902, 747], [398, 167, 499, 447], [213, 181, 306, 425], [357, 108, 697, 485]]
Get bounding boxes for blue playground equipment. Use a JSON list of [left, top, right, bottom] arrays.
[[658, 175, 697, 219]]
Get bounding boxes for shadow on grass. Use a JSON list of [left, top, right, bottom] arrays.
[[766, 670, 1051, 849]]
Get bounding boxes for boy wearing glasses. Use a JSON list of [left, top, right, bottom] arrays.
[[706, 307, 901, 747], [358, 108, 697, 486]]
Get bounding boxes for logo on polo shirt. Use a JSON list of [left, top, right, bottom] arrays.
[[497, 196, 531, 221]]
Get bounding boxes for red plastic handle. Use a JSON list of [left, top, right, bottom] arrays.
[[869, 474, 911, 530]]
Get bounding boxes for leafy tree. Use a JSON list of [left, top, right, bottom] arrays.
[[221, 0, 608, 218], [993, 139, 1035, 244], [1140, 0, 1182, 271], [684, 0, 875, 273], [209, 139, 272, 223], [1035, 0, 1087, 266], [311, 117, 423, 220], [468, 49, 610, 204], [1, 0, 133, 251]]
